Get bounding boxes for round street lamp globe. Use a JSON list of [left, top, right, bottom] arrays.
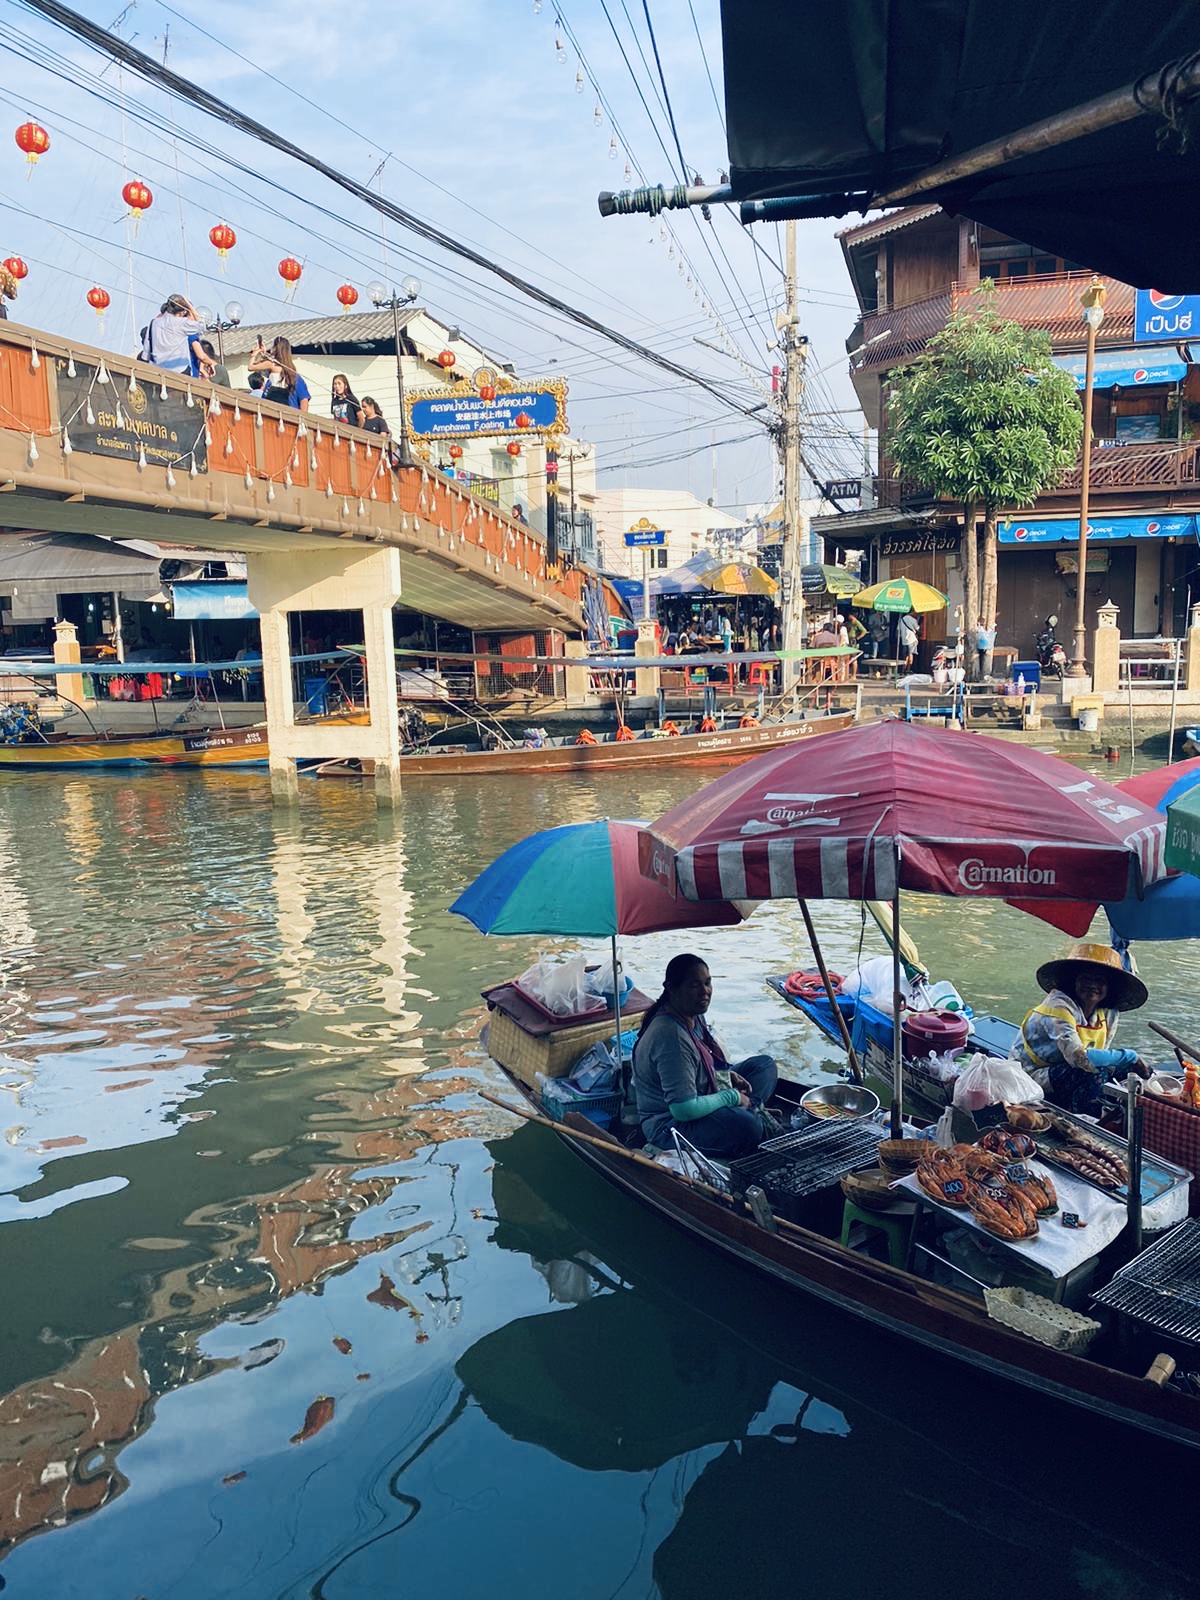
[[196, 305, 214, 326], [401, 275, 421, 301], [224, 301, 243, 325], [367, 280, 386, 307]]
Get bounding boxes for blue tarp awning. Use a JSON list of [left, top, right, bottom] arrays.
[[171, 581, 258, 620], [998, 513, 1199, 545], [1052, 346, 1188, 390]]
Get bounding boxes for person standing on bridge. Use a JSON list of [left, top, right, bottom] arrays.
[[141, 294, 211, 376], [248, 337, 311, 411]]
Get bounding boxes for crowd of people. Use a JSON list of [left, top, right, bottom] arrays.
[[138, 291, 398, 453]]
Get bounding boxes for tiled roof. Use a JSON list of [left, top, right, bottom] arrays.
[[222, 308, 423, 358]]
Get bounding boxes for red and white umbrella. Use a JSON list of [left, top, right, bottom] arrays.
[[640, 721, 1166, 908]]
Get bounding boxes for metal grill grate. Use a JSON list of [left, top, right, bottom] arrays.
[[1091, 1220, 1200, 1343], [731, 1119, 884, 1200]]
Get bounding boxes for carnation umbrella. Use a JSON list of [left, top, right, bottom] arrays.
[[450, 818, 751, 1040], [639, 720, 1167, 1133]]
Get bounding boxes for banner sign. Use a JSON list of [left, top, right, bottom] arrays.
[[406, 377, 567, 439], [1053, 344, 1187, 389], [610, 575, 646, 620], [1134, 289, 1200, 342], [171, 581, 258, 621], [824, 479, 862, 500], [451, 470, 500, 503], [55, 358, 207, 469], [880, 528, 960, 557], [999, 513, 1198, 544], [624, 528, 666, 547]]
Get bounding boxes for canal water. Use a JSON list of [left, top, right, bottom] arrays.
[[1, 763, 1198, 1599]]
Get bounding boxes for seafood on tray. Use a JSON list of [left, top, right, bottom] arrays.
[[967, 1177, 1040, 1240], [1042, 1116, 1131, 1188], [979, 1127, 1038, 1162], [916, 1146, 972, 1206], [1004, 1103, 1051, 1133]]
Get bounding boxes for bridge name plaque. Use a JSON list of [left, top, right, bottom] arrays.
[[56, 358, 209, 471]]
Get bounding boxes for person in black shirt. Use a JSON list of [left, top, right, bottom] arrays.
[[330, 373, 362, 427]]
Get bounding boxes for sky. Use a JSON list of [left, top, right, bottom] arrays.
[[0, 0, 869, 517]]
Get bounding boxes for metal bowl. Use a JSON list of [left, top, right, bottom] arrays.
[[800, 1082, 881, 1122]]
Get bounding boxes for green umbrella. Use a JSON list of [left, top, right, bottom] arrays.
[[1165, 786, 1200, 876]]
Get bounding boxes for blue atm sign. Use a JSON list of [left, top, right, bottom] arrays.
[[1135, 289, 1200, 343]]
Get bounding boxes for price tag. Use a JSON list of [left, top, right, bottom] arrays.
[[942, 1178, 965, 1198], [1004, 1163, 1030, 1185], [1061, 1212, 1087, 1229]]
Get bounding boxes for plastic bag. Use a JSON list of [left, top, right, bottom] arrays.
[[842, 955, 914, 1011], [570, 1042, 617, 1093], [517, 954, 602, 1017], [952, 1053, 1044, 1112]]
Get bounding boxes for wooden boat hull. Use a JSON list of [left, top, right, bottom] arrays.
[[318, 711, 857, 778], [501, 1074, 1200, 1451], [0, 727, 269, 769]]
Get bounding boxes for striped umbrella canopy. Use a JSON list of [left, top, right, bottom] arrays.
[[801, 564, 860, 598], [850, 577, 946, 613], [691, 562, 778, 597]]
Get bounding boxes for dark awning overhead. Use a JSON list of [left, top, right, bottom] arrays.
[[721, 1, 1200, 290]]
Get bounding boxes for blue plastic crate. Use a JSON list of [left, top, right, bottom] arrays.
[[540, 1085, 623, 1129]]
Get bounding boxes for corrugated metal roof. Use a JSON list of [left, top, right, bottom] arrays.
[[0, 532, 159, 581], [835, 205, 942, 247], [222, 308, 423, 358]]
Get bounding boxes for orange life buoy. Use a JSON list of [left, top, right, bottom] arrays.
[[661, 720, 682, 737], [698, 716, 717, 732], [614, 723, 635, 742], [783, 969, 844, 1000], [739, 714, 760, 728], [574, 728, 598, 746]]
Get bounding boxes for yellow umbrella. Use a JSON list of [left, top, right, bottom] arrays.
[[850, 576, 946, 613], [692, 562, 778, 596]]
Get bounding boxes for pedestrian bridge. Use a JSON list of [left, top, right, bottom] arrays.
[[0, 319, 580, 799]]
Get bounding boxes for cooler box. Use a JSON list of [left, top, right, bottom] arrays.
[[1011, 660, 1041, 690]]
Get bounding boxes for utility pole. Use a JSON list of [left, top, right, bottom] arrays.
[[779, 220, 808, 686]]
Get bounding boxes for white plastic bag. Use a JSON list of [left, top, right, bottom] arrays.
[[517, 954, 602, 1017], [952, 1053, 1044, 1112], [842, 955, 914, 1011]]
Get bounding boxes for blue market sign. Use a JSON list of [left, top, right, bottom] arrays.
[[1053, 345, 1187, 390], [1134, 289, 1200, 343], [624, 527, 666, 547], [998, 513, 1199, 545], [406, 378, 567, 440]]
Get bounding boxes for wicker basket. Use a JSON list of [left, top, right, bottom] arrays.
[[983, 1286, 1101, 1352], [877, 1139, 923, 1176], [486, 1007, 618, 1088], [841, 1167, 907, 1212]]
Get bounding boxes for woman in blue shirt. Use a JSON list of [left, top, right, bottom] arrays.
[[248, 337, 310, 411]]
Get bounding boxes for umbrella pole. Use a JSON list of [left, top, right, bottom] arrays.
[[798, 899, 862, 1083], [610, 930, 624, 1062], [891, 887, 904, 1139]]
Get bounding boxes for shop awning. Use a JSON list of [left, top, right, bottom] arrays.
[[998, 513, 1199, 544], [720, 0, 1200, 291], [1053, 346, 1189, 390], [171, 581, 258, 620]]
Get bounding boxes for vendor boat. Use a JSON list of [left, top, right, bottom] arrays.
[[471, 724, 1200, 1452]]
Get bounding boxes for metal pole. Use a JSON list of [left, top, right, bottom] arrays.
[[1168, 635, 1181, 758], [798, 899, 862, 1083], [891, 879, 904, 1140], [780, 219, 807, 687], [390, 299, 407, 462], [1126, 1076, 1144, 1258], [1070, 281, 1106, 676]]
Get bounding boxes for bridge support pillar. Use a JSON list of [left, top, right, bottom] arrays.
[[247, 545, 403, 805]]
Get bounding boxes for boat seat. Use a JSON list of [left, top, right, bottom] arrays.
[[840, 1199, 917, 1270]]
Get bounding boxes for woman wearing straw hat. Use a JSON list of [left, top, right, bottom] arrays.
[[1012, 941, 1151, 1116]]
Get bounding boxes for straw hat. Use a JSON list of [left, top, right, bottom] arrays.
[[1035, 941, 1147, 1012]]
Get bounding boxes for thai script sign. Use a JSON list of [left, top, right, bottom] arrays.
[[407, 377, 567, 439], [1134, 289, 1200, 342], [56, 358, 207, 469], [880, 528, 960, 557]]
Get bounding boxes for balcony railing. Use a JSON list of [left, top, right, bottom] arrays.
[[859, 273, 1137, 372], [1047, 439, 1200, 496]]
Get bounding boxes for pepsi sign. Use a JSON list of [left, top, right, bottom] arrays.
[[1134, 288, 1200, 343]]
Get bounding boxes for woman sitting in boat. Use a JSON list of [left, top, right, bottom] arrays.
[[1012, 941, 1151, 1116], [632, 954, 777, 1158]]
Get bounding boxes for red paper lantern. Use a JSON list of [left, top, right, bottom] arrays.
[[15, 122, 50, 165], [86, 286, 111, 316], [506, 441, 521, 458], [437, 349, 456, 369], [4, 256, 27, 280], [122, 179, 153, 219], [515, 411, 532, 429], [336, 283, 358, 309], [278, 257, 302, 284], [209, 221, 236, 258], [448, 444, 464, 460], [479, 383, 496, 402]]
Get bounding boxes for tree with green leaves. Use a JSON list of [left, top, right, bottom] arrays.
[[886, 284, 1083, 675]]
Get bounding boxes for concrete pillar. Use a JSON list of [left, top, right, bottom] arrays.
[[562, 637, 593, 707], [362, 600, 401, 807], [634, 617, 660, 700], [1092, 599, 1120, 695], [1186, 603, 1200, 696], [52, 619, 88, 709], [246, 545, 403, 805]]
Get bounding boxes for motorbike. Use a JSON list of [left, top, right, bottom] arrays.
[[1035, 614, 1067, 678]]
